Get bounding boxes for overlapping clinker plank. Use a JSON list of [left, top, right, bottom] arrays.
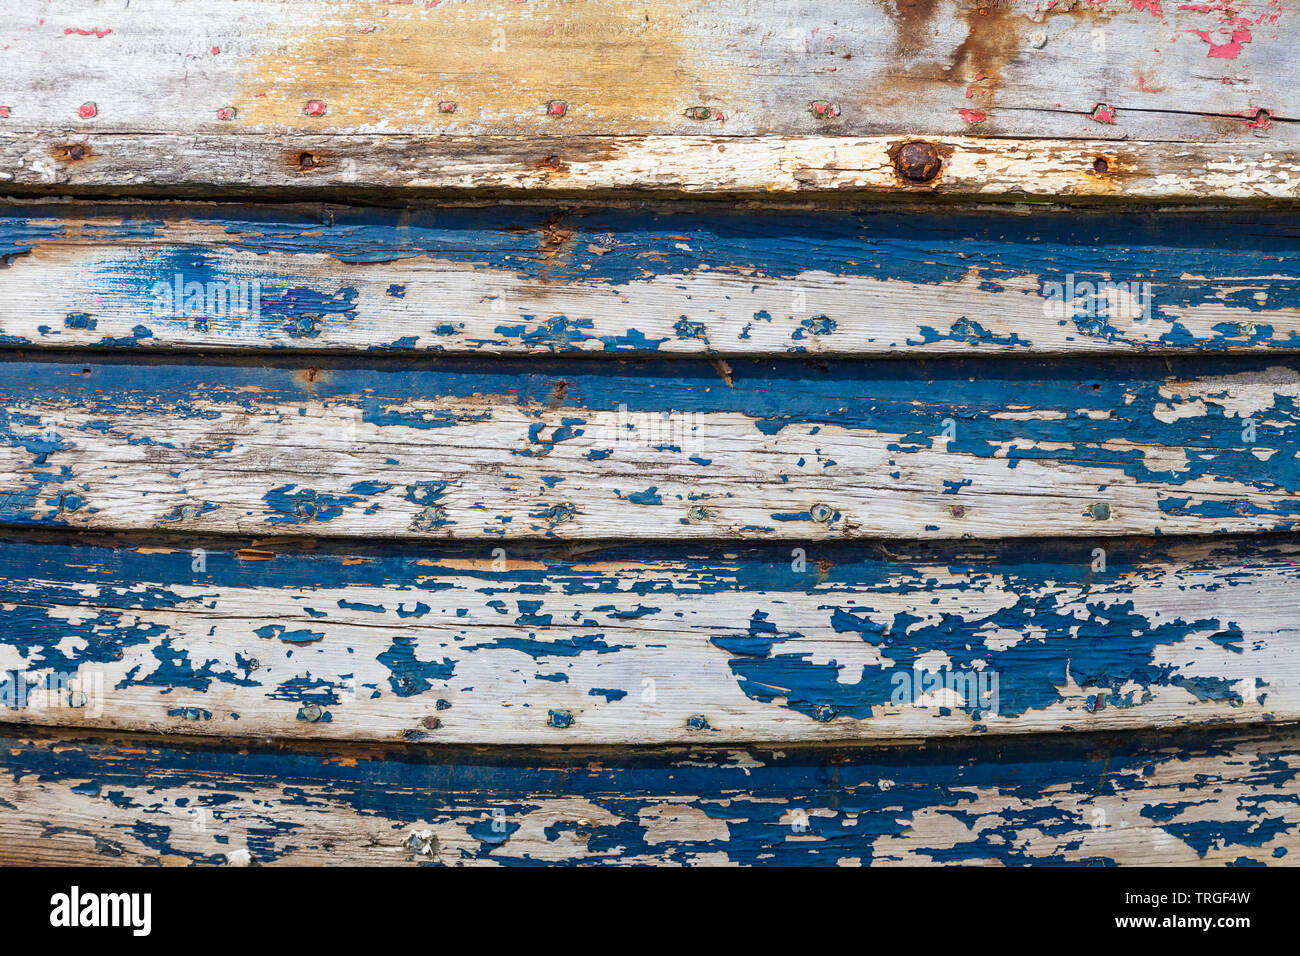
[[1, 725, 1295, 865], [3, 0, 1294, 139], [4, 2, 1294, 199], [0, 354, 1298, 540], [1, 204, 1297, 356], [1, 532, 1296, 743]]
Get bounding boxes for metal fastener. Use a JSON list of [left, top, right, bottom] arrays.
[[895, 142, 942, 183], [810, 502, 835, 523], [407, 830, 434, 855], [300, 703, 323, 722], [1089, 502, 1112, 520]]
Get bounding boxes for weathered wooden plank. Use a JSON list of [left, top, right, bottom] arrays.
[[0, 0, 1292, 143], [1, 532, 1295, 743], [2, 203, 1297, 356], [5, 133, 1298, 200], [2, 354, 1299, 540], [2, 724, 1295, 865], [3, 1, 1295, 199]]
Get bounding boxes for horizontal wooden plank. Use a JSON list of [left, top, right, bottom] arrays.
[[1, 203, 1297, 356], [1, 354, 1299, 540], [1, 1, 1292, 144], [2, 724, 1295, 865], [1, 532, 1296, 743], [4, 133, 1298, 201], [2, 1, 1295, 200]]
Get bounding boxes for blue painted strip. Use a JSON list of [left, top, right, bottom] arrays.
[[4, 726, 1294, 865], [0, 533, 1291, 726], [0, 204, 1296, 351]]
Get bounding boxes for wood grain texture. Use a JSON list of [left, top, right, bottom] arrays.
[[1, 724, 1295, 865], [1, 1, 1295, 199], [2, 353, 1299, 541], [4, 133, 1297, 200], [0, 0, 1291, 141], [1, 531, 1295, 743], [2, 202, 1297, 356]]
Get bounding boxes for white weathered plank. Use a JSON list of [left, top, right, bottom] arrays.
[[2, 203, 1297, 356], [1, 0, 1292, 142], [4, 133, 1298, 199], [2, 534, 1296, 743], [2, 356, 1299, 541]]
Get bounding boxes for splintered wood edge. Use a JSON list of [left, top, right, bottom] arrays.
[[5, 134, 1299, 202]]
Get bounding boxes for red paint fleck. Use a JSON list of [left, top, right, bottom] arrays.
[[78, 102, 97, 118], [959, 108, 987, 124], [1138, 76, 1164, 92], [0, 106, 9, 118], [1190, 27, 1251, 59], [64, 27, 112, 38], [360, 25, 377, 33], [1130, 0, 1163, 15], [304, 99, 327, 116], [210, 45, 220, 55], [546, 99, 568, 117], [544, 25, 554, 36], [1244, 108, 1272, 129], [216, 106, 235, 120], [438, 101, 457, 113], [1090, 103, 1116, 124]]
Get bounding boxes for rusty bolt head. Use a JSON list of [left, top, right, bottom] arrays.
[[896, 142, 942, 183], [67, 144, 86, 161]]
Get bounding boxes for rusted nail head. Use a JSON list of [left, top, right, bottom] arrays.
[[896, 142, 942, 182]]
